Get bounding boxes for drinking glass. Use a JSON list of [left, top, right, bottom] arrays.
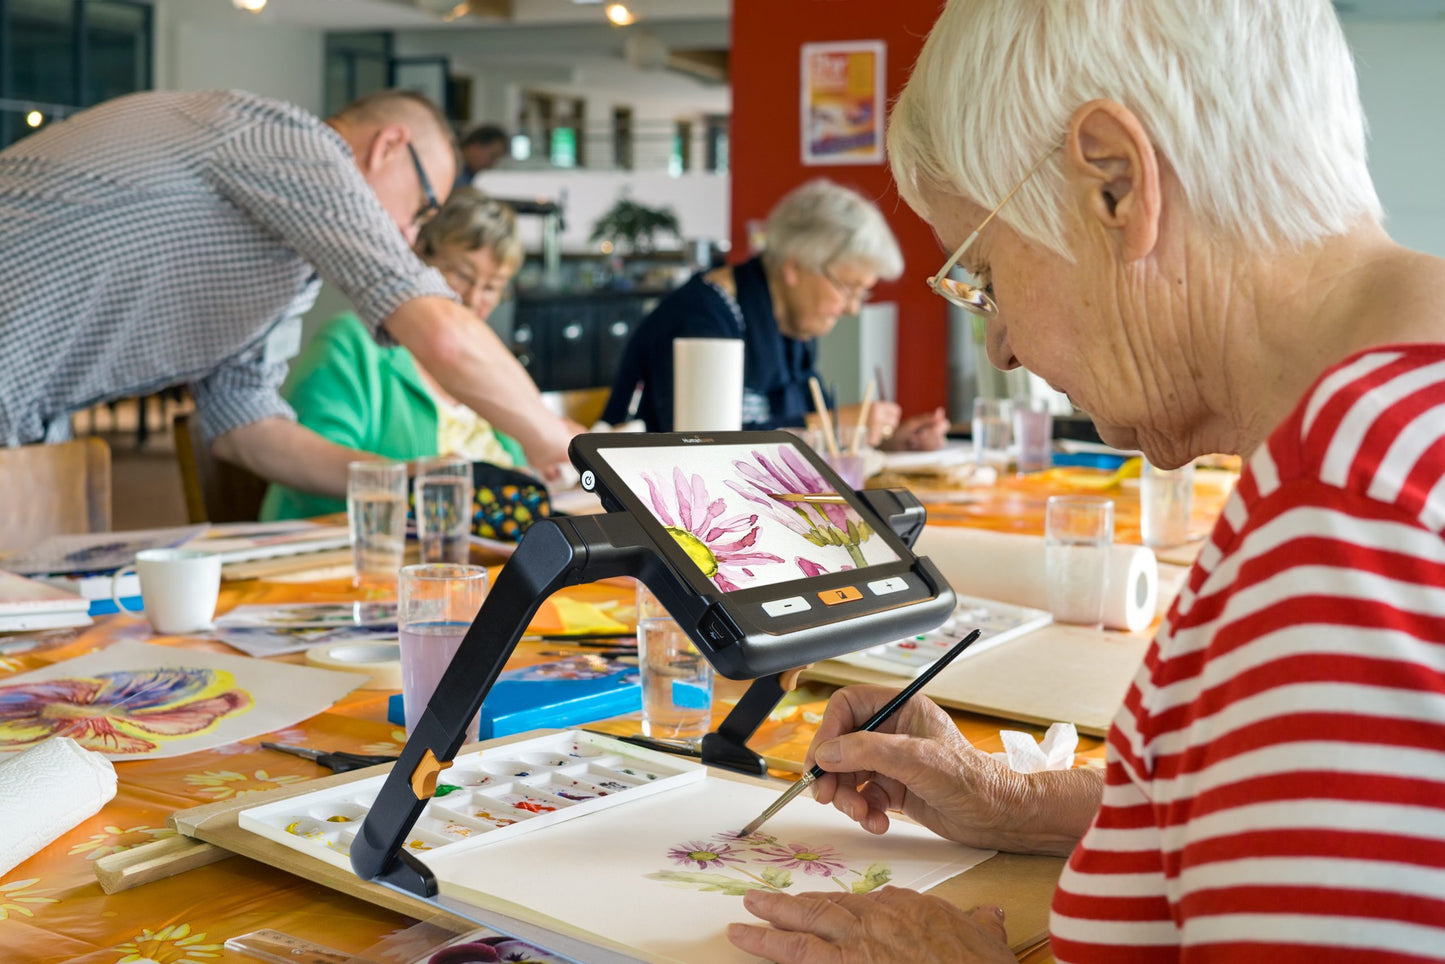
[[416, 456, 473, 564], [398, 563, 490, 740], [638, 616, 713, 745], [347, 460, 408, 587], [972, 397, 1013, 473], [1045, 495, 1114, 628], [1140, 460, 1196, 548], [1013, 397, 1054, 474]]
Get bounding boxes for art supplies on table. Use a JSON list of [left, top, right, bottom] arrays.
[[0, 569, 92, 633], [825, 593, 1052, 678], [804, 621, 1151, 737], [386, 653, 641, 740], [212, 602, 398, 657], [237, 729, 993, 964], [0, 524, 207, 577], [182, 520, 352, 565], [0, 639, 363, 759]]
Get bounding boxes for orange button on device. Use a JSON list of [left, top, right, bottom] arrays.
[[817, 586, 862, 606]]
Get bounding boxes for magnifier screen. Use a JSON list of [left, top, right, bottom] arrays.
[[596, 440, 901, 593]]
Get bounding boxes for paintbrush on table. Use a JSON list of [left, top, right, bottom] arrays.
[[737, 628, 982, 836]]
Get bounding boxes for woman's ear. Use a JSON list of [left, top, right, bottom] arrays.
[[1064, 100, 1161, 262]]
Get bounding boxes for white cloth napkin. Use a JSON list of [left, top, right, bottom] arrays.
[[993, 722, 1078, 773], [0, 736, 117, 878]]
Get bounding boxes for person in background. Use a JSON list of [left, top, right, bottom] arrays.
[[600, 178, 949, 451], [0, 88, 574, 491], [727, 0, 1445, 961], [457, 124, 509, 185], [261, 188, 525, 520]]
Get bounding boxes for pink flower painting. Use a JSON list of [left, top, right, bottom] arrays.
[[0, 668, 253, 755], [727, 448, 876, 569], [641, 466, 785, 591]]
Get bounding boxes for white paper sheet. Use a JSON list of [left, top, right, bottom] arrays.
[[0, 640, 361, 758], [422, 775, 994, 964]]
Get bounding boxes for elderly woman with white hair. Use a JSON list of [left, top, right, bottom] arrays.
[[601, 178, 949, 450], [728, 1, 1445, 962]]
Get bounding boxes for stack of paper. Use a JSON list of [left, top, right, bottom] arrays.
[[0, 569, 92, 632]]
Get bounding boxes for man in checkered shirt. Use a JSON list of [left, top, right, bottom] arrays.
[[0, 88, 576, 494]]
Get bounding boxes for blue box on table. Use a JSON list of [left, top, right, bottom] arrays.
[[388, 653, 641, 739]]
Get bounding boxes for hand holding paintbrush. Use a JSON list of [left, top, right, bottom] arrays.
[[738, 629, 982, 835]]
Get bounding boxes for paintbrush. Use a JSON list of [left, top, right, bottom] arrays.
[[808, 377, 842, 459], [849, 377, 876, 456], [767, 492, 848, 505], [737, 628, 982, 836]]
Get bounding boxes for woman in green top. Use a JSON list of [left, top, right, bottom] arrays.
[[261, 188, 525, 520]]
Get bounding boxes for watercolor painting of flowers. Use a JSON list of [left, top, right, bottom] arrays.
[[727, 447, 877, 570], [639, 466, 786, 591], [646, 831, 891, 896], [0, 640, 362, 759], [0, 667, 252, 754]]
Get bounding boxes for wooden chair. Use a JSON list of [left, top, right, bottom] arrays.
[[540, 386, 612, 429], [173, 413, 270, 524], [0, 438, 112, 553]]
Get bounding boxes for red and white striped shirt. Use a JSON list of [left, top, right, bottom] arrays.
[[1052, 345, 1445, 962]]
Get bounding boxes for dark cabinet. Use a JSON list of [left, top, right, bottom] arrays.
[[510, 290, 662, 392]]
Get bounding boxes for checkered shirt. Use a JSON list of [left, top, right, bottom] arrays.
[[0, 89, 456, 445]]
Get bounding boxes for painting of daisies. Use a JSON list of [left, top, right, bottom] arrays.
[[602, 441, 901, 592], [421, 773, 992, 964]]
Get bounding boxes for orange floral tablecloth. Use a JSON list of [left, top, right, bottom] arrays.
[[0, 468, 1236, 964]]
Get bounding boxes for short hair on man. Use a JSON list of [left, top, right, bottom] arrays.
[[330, 89, 455, 147], [462, 124, 509, 149]]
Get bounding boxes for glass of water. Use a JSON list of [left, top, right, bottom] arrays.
[[1140, 460, 1196, 548], [399, 563, 489, 740], [637, 616, 714, 746], [972, 397, 1014, 473], [347, 460, 408, 588], [416, 456, 473, 564], [1044, 495, 1114, 628]]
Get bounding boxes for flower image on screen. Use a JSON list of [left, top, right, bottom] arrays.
[[598, 442, 900, 593]]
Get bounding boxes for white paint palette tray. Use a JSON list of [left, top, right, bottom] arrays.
[[239, 729, 705, 873], [828, 593, 1053, 678]]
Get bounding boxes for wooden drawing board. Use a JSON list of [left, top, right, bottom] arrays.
[[171, 729, 1065, 957], [804, 622, 1152, 737]]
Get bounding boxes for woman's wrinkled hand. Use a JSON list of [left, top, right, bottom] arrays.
[[727, 886, 1015, 964]]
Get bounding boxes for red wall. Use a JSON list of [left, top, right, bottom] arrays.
[[729, 0, 948, 416]]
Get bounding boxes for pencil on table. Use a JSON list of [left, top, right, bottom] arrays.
[[808, 377, 842, 459]]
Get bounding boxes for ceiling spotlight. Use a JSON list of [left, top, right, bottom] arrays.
[[25, 111, 43, 128], [605, 3, 635, 26], [232, 0, 267, 11]]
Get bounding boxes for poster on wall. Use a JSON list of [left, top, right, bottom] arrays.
[[801, 40, 886, 165]]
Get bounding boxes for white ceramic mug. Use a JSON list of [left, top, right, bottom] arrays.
[[112, 548, 222, 635]]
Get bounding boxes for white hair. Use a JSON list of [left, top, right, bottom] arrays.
[[763, 179, 904, 280], [888, 0, 1383, 257]]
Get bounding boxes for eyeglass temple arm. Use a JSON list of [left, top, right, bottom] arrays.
[[927, 147, 1059, 286]]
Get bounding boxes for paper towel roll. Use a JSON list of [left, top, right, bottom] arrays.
[[673, 337, 743, 431], [305, 640, 403, 689], [0, 736, 117, 877], [915, 527, 1159, 632]]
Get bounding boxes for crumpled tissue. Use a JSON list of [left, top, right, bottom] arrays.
[[993, 722, 1078, 773], [0, 736, 117, 879]]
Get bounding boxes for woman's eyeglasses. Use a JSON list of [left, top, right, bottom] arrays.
[[926, 145, 1059, 318]]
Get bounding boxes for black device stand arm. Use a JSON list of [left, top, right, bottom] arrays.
[[348, 514, 663, 895]]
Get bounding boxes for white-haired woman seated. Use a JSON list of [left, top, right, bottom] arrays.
[[729, 1, 1445, 961], [601, 178, 949, 451]]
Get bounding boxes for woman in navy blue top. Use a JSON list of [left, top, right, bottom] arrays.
[[601, 179, 949, 450]]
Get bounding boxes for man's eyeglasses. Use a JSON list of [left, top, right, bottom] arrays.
[[407, 142, 440, 226], [927, 146, 1059, 318]]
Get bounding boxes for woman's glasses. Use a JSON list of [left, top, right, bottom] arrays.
[[927, 146, 1059, 318]]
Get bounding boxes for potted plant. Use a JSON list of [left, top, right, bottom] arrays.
[[589, 195, 681, 255]]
